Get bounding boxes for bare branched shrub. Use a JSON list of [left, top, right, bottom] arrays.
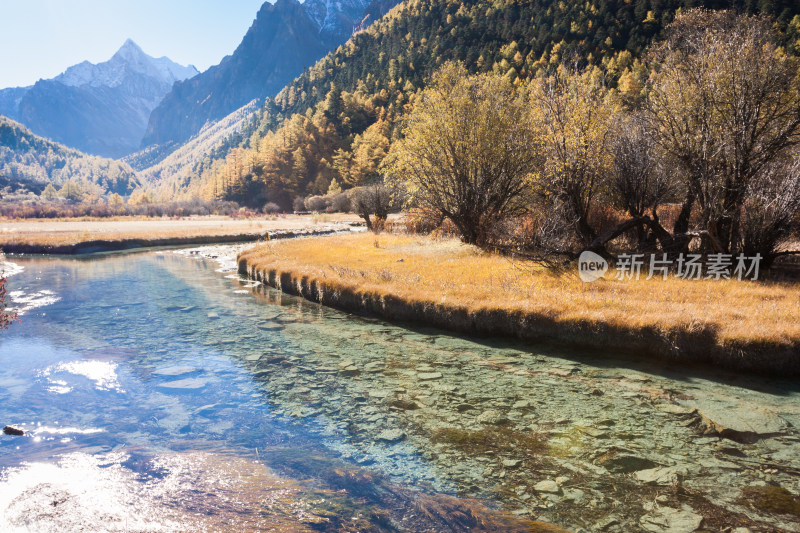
[[292, 196, 306, 213], [350, 181, 401, 232], [304, 195, 328, 212], [646, 9, 800, 254], [609, 113, 675, 219], [528, 66, 618, 246], [328, 192, 351, 212], [385, 63, 542, 246], [740, 154, 800, 265], [263, 202, 281, 214]]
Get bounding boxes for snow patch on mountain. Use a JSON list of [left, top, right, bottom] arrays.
[[55, 39, 198, 89], [302, 0, 372, 40]]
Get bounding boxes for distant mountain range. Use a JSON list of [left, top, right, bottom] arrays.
[[0, 40, 197, 159], [141, 0, 399, 149]]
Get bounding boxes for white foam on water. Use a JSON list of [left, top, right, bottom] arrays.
[[0, 453, 182, 533], [174, 244, 250, 274], [0, 260, 24, 277], [7, 289, 60, 316], [45, 379, 72, 395], [34, 426, 105, 436], [225, 275, 260, 289], [41, 361, 124, 393], [0, 451, 311, 532]]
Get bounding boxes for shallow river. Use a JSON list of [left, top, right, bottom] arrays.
[[0, 247, 798, 532]]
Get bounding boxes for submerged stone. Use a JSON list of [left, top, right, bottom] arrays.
[[697, 457, 742, 471], [639, 505, 703, 533], [533, 480, 561, 494], [476, 410, 509, 426], [153, 366, 198, 376], [388, 399, 420, 410], [376, 429, 406, 443], [597, 454, 659, 474], [689, 402, 789, 441], [635, 467, 680, 485], [158, 378, 207, 390]]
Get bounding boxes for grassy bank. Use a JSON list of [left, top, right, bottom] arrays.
[[0, 214, 359, 254], [238, 233, 800, 375]]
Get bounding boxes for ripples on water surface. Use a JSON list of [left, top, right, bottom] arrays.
[[0, 248, 798, 532]]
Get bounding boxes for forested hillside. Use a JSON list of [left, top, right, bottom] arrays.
[[0, 116, 139, 196], [141, 0, 399, 150], [133, 100, 261, 196], [158, 0, 800, 208]]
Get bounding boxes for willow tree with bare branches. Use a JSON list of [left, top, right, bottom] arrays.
[[646, 9, 800, 257], [384, 63, 542, 246], [528, 66, 619, 247]]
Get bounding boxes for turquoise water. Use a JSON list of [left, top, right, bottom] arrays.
[[1, 248, 799, 532], [0, 251, 541, 532]]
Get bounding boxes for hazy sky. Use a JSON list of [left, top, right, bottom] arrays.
[[0, 0, 269, 88]]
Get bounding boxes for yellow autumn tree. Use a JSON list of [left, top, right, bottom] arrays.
[[528, 65, 620, 245], [385, 63, 543, 246]]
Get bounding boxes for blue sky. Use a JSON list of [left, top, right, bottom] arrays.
[[0, 0, 269, 88]]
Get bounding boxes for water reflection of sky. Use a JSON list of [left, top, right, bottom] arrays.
[[0, 252, 447, 531]]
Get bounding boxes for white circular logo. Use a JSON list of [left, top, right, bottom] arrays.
[[578, 251, 608, 282]]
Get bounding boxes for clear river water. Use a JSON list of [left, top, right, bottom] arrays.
[[0, 246, 798, 532]]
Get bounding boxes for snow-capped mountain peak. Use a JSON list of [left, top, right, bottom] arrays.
[[1, 40, 201, 158], [55, 39, 198, 89]]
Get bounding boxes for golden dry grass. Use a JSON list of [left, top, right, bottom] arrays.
[[0, 214, 359, 248], [239, 232, 800, 347]]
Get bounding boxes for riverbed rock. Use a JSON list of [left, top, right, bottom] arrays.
[[418, 372, 443, 381], [376, 429, 405, 443], [3, 425, 24, 436], [598, 454, 659, 473], [562, 488, 585, 503], [635, 467, 680, 485], [153, 366, 198, 376], [363, 362, 384, 373], [639, 505, 702, 532], [476, 410, 509, 426], [158, 378, 207, 390], [388, 399, 420, 410], [339, 366, 359, 376], [697, 457, 742, 471], [533, 480, 561, 494], [502, 459, 522, 469], [656, 404, 697, 417], [686, 400, 789, 441], [593, 516, 620, 531]]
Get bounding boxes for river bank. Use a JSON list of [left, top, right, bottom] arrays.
[[0, 214, 361, 254], [237, 233, 800, 376]]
